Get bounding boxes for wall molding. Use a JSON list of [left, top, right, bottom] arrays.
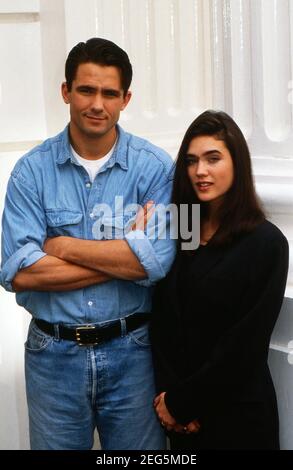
[[0, 13, 39, 23], [270, 342, 293, 365]]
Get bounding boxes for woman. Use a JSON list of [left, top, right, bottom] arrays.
[[150, 110, 289, 449]]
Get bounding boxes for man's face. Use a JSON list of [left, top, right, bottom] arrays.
[[62, 62, 131, 142]]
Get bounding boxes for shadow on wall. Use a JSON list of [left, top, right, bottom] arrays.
[[0, 291, 30, 450], [0, 368, 29, 450], [269, 297, 293, 450]]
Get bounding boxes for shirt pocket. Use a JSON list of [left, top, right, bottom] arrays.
[[45, 209, 83, 237]]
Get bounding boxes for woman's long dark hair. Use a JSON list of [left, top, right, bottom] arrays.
[[173, 110, 265, 248]]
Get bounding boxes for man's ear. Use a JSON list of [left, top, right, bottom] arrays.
[[61, 82, 70, 104], [121, 90, 132, 111]]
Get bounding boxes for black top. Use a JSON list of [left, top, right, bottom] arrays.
[[150, 220, 289, 449]]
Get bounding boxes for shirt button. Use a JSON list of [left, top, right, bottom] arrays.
[[89, 212, 94, 218], [88, 301, 93, 306], [86, 182, 91, 188]]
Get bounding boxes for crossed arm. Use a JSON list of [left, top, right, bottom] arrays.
[[12, 254, 112, 292], [13, 238, 147, 292], [12, 204, 152, 292]]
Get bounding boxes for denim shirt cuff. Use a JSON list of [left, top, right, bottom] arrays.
[[125, 230, 165, 287], [1, 243, 46, 292]]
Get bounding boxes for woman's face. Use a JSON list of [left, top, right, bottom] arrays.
[[186, 135, 234, 210]]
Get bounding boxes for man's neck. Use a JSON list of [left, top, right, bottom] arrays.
[[69, 123, 117, 160]]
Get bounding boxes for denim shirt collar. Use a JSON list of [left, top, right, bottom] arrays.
[[57, 124, 128, 170]]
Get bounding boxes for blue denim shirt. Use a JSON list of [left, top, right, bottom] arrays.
[[1, 125, 176, 324]]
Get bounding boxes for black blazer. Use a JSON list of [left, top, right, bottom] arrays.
[[150, 220, 289, 449]]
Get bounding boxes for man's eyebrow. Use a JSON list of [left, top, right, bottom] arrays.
[[76, 85, 121, 95], [102, 88, 122, 95], [76, 85, 97, 91]]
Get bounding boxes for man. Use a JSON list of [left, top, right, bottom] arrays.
[[1, 38, 175, 450]]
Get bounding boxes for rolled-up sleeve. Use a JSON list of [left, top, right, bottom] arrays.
[[1, 165, 47, 292], [125, 178, 176, 287]]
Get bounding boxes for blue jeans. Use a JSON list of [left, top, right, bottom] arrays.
[[25, 318, 165, 450]]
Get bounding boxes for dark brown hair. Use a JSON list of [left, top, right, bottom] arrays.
[[172, 110, 265, 247], [65, 38, 132, 97]]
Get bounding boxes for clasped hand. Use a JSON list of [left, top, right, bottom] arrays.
[[154, 392, 200, 434]]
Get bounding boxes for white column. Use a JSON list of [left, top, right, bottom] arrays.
[[209, 0, 226, 110], [179, 0, 212, 115], [39, 0, 68, 136], [230, 0, 253, 137], [129, 0, 158, 121], [261, 0, 291, 142]]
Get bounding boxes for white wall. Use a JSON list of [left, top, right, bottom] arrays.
[[0, 0, 293, 449]]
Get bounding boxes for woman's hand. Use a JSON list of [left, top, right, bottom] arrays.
[[154, 392, 201, 434], [131, 201, 155, 231], [154, 392, 177, 431]]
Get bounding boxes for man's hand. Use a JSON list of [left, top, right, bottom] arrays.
[[154, 392, 201, 434], [131, 201, 155, 231]]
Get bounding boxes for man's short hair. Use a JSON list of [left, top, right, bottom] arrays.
[[65, 37, 133, 96]]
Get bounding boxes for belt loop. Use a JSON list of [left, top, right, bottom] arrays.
[[53, 323, 60, 340], [120, 317, 127, 337]]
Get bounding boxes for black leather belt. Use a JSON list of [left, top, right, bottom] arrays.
[[35, 313, 150, 346]]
